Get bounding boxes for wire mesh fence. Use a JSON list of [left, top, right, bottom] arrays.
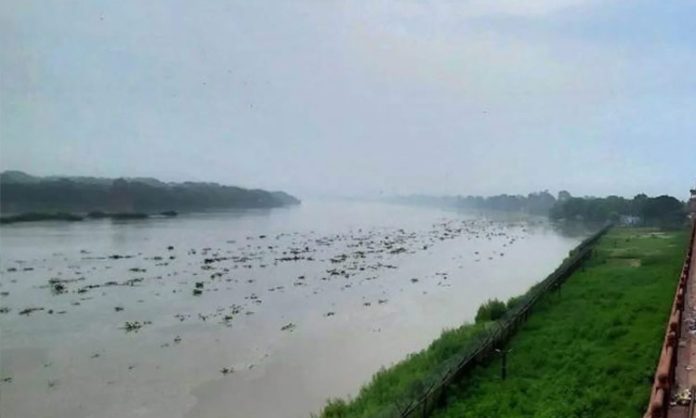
[[385, 223, 613, 418]]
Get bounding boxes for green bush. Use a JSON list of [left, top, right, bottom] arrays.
[[475, 299, 508, 323], [318, 399, 349, 418], [506, 295, 523, 311]]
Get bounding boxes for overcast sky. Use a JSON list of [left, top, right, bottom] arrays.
[[1, 0, 695, 199]]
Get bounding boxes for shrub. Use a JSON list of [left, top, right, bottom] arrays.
[[506, 295, 523, 311], [475, 299, 507, 323], [319, 399, 349, 418]]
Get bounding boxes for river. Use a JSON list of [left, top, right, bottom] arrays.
[[0, 200, 585, 418]]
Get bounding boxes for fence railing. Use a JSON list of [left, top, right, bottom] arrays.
[[382, 223, 614, 418], [644, 221, 696, 418]]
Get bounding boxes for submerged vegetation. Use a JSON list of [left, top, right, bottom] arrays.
[[317, 227, 686, 418]]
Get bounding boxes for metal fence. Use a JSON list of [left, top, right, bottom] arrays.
[[379, 223, 613, 418]]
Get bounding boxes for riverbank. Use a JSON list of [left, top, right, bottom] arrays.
[[0, 211, 176, 224], [434, 227, 686, 418], [316, 227, 687, 418], [315, 226, 607, 417]]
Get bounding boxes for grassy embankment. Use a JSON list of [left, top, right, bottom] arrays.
[[317, 228, 687, 418], [434, 227, 687, 418]]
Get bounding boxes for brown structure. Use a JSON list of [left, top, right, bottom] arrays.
[[644, 220, 696, 418]]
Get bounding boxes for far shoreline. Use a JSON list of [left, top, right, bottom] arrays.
[[0, 211, 174, 225]]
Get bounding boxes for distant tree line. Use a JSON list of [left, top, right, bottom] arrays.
[[0, 171, 300, 214], [457, 191, 557, 215], [391, 191, 558, 215], [389, 191, 557, 215], [549, 193, 685, 227], [391, 190, 687, 227]]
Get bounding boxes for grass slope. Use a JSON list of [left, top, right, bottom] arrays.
[[318, 228, 601, 418], [318, 322, 491, 418], [434, 228, 687, 418]]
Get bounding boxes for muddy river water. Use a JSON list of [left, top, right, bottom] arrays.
[[0, 201, 585, 418]]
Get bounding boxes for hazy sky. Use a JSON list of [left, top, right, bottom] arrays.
[[1, 0, 695, 199]]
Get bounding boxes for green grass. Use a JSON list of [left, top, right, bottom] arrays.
[[318, 321, 492, 418], [316, 227, 687, 418], [316, 228, 601, 418], [433, 227, 687, 418]]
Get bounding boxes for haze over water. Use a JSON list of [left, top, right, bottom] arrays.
[[0, 201, 584, 418]]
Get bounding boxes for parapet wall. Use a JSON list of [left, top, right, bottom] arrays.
[[644, 221, 696, 418]]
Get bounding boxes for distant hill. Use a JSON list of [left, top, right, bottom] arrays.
[[0, 171, 300, 214], [1, 170, 42, 184]]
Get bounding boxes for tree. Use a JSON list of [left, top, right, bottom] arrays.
[[558, 190, 572, 201], [640, 195, 684, 227]]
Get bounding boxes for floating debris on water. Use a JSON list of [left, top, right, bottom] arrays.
[[0, 212, 543, 417], [19, 307, 44, 316], [122, 321, 151, 332]]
